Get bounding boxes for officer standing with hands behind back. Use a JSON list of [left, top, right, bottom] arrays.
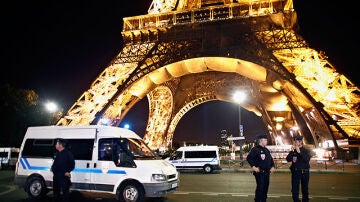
[[286, 135, 311, 202], [51, 138, 75, 202], [246, 134, 275, 202]]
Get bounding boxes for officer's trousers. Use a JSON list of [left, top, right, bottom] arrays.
[[253, 171, 270, 202], [53, 173, 71, 202], [291, 169, 309, 202]]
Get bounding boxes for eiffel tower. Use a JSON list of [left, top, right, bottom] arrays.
[[56, 0, 360, 153]]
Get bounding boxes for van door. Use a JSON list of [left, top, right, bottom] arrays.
[[91, 138, 131, 193], [66, 139, 94, 191], [59, 129, 96, 191]]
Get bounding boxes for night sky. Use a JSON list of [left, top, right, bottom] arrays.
[[1, 1, 358, 145]]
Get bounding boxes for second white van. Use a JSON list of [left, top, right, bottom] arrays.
[[166, 145, 221, 173], [0, 147, 19, 170], [14, 125, 179, 202]]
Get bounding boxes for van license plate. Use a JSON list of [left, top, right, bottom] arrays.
[[171, 182, 178, 188]]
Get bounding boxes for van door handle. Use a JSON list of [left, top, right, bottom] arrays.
[[94, 163, 97, 168], [86, 163, 90, 168]]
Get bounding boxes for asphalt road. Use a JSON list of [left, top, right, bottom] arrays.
[[1, 169, 360, 202]]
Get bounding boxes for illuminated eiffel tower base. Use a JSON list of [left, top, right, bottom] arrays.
[[57, 0, 360, 152]]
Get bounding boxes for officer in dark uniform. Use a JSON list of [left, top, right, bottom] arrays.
[[51, 138, 75, 202], [286, 135, 311, 202], [246, 134, 275, 202]]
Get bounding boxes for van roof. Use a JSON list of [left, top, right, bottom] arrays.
[[177, 145, 219, 151], [24, 125, 141, 139], [0, 147, 19, 151]]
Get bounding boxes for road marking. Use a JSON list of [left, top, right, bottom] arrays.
[[0, 185, 16, 196], [204, 193, 219, 196], [268, 196, 281, 198], [328, 197, 349, 200], [173, 191, 360, 200], [231, 194, 249, 197]]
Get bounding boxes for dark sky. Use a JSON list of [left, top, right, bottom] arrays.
[[1, 1, 358, 145]]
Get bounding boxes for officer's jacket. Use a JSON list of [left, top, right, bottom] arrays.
[[246, 145, 274, 171], [286, 147, 311, 169], [51, 149, 75, 174]]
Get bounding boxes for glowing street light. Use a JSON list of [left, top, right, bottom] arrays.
[[44, 101, 62, 125], [233, 91, 246, 104], [232, 90, 246, 165], [45, 102, 58, 113], [232, 90, 246, 137]]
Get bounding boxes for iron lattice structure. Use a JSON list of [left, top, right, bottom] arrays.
[[57, 0, 360, 150]]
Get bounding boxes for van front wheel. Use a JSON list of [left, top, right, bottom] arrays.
[[26, 176, 47, 199], [116, 182, 144, 202], [203, 165, 213, 173]]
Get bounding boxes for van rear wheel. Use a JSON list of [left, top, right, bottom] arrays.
[[203, 165, 213, 173], [26, 176, 47, 199], [116, 182, 144, 202]]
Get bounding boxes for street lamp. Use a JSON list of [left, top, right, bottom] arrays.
[[232, 91, 246, 164], [44, 101, 62, 125], [45, 102, 57, 113]]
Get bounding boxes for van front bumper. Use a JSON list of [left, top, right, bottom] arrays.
[[143, 179, 179, 197]]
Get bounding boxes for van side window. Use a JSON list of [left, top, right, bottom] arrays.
[[185, 151, 216, 158], [0, 151, 7, 158], [169, 151, 183, 160], [22, 139, 55, 158], [115, 139, 135, 167], [67, 139, 94, 160], [98, 138, 134, 167], [99, 139, 114, 161]]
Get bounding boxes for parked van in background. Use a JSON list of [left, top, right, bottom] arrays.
[[165, 145, 221, 173], [0, 147, 19, 170], [14, 125, 179, 202]]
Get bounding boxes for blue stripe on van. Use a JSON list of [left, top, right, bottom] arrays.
[[73, 168, 102, 173], [19, 158, 26, 169], [24, 158, 31, 168], [107, 170, 126, 174], [20, 158, 126, 174], [171, 157, 217, 163], [21, 158, 50, 170]]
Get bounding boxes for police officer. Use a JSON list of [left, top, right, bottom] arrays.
[[286, 135, 311, 202], [51, 138, 75, 202], [246, 134, 275, 202]]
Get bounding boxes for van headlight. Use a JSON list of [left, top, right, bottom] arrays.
[[152, 174, 166, 182]]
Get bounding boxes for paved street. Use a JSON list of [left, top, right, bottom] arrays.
[[1, 163, 360, 202]]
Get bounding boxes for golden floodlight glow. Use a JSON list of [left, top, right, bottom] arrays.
[[274, 116, 285, 122]]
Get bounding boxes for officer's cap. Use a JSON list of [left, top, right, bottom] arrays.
[[293, 135, 303, 141], [56, 138, 68, 147], [256, 134, 267, 140]]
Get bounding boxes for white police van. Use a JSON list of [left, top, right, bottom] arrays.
[[165, 145, 221, 173], [14, 125, 179, 202], [0, 147, 19, 170]]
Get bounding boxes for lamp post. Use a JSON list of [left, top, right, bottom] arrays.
[[233, 91, 246, 165]]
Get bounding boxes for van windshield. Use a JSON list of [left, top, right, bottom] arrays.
[[127, 138, 156, 159]]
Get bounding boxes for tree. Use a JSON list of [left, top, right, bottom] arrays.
[[0, 83, 45, 147]]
